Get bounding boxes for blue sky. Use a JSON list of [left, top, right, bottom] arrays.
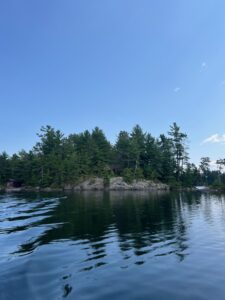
[[1, 0, 225, 165]]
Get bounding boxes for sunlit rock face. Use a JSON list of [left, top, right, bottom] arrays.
[[73, 178, 104, 191], [109, 177, 169, 191], [68, 177, 169, 191]]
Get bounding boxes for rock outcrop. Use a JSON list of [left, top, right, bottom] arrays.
[[109, 177, 169, 191], [64, 177, 169, 191], [73, 178, 104, 191], [2, 177, 169, 192]]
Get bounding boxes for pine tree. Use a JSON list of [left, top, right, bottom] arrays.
[[168, 122, 188, 181]]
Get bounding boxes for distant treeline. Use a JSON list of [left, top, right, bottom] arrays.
[[0, 123, 224, 188]]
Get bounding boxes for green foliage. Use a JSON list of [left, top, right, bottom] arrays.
[[134, 167, 144, 180], [168, 122, 188, 180], [115, 131, 131, 171], [157, 134, 176, 182], [168, 180, 181, 190], [1, 122, 223, 189], [122, 168, 134, 184], [130, 125, 146, 171], [0, 152, 10, 185], [210, 182, 225, 190], [144, 165, 158, 180]]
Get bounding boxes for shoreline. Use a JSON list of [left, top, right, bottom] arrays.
[[1, 187, 223, 193], [1, 178, 223, 194], [2, 177, 169, 193]]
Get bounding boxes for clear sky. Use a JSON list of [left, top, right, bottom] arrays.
[[1, 0, 225, 165]]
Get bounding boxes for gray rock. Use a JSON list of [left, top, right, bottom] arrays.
[[64, 184, 74, 190], [3, 177, 169, 192], [74, 178, 104, 191], [24, 186, 40, 192], [5, 187, 23, 192], [109, 177, 169, 191], [40, 187, 63, 192], [109, 177, 131, 190]]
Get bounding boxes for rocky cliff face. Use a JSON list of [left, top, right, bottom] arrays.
[[3, 177, 169, 192], [109, 177, 169, 191], [72, 178, 104, 191], [65, 177, 169, 191]]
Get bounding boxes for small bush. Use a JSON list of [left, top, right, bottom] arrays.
[[134, 167, 144, 180], [122, 168, 134, 184]]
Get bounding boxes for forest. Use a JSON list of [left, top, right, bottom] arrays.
[[0, 122, 224, 188]]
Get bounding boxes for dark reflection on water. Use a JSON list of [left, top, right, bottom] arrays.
[[1, 191, 225, 299]]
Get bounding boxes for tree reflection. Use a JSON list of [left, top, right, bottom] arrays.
[[12, 191, 195, 263]]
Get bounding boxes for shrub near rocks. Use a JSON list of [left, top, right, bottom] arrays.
[[122, 168, 134, 184]]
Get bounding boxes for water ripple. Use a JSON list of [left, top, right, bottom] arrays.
[[1, 192, 225, 300]]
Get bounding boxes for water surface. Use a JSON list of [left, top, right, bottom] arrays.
[[1, 191, 225, 300]]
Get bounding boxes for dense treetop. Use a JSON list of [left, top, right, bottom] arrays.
[[0, 123, 224, 188]]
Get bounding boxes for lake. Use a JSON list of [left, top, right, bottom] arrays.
[[1, 191, 225, 300]]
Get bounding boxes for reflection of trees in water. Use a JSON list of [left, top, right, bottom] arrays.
[[14, 192, 113, 259], [179, 192, 225, 230], [8, 191, 225, 299], [198, 192, 225, 228], [17, 191, 225, 266], [110, 191, 190, 261], [14, 191, 198, 264]]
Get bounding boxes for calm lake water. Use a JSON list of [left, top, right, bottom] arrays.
[[1, 191, 225, 300]]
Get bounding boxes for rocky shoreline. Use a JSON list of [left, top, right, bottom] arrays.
[[69, 177, 169, 191], [1, 177, 169, 192]]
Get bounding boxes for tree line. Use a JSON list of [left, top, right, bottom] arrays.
[[0, 122, 224, 188]]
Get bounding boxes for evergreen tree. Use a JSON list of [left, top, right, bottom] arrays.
[[181, 163, 199, 187], [144, 134, 160, 179], [158, 134, 176, 183], [129, 125, 146, 176], [200, 157, 211, 185], [114, 131, 131, 172], [91, 127, 112, 176], [1, 122, 223, 189], [34, 125, 65, 186], [168, 122, 188, 180], [0, 152, 10, 185]]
